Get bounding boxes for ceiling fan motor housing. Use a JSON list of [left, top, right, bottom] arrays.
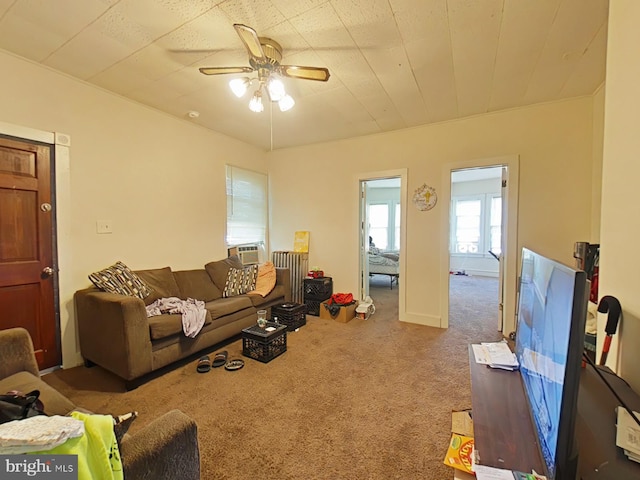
[[258, 37, 282, 65], [250, 38, 283, 83]]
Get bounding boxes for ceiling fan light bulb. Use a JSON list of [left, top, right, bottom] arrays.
[[229, 78, 249, 97], [249, 90, 264, 113], [279, 94, 295, 112], [267, 78, 285, 102]]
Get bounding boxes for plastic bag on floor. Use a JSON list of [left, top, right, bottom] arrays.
[[356, 296, 376, 320]]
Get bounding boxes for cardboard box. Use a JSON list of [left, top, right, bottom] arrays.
[[319, 302, 357, 323], [445, 409, 475, 476], [443, 433, 474, 474], [451, 409, 474, 437], [453, 470, 476, 480]]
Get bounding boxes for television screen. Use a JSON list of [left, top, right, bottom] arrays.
[[515, 248, 588, 480]]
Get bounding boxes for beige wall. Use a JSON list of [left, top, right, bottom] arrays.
[[591, 85, 605, 243], [268, 97, 596, 334], [600, 1, 640, 392], [0, 50, 265, 368]]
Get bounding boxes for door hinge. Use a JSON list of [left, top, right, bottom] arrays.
[[502, 180, 507, 188]]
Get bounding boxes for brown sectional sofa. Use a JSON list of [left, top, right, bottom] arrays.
[[0, 327, 200, 479], [75, 257, 290, 388]]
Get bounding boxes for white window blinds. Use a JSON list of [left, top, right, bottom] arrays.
[[226, 165, 267, 246]]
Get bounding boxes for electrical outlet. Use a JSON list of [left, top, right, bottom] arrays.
[[96, 220, 113, 234]]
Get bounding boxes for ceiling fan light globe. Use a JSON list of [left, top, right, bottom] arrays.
[[267, 78, 286, 102], [249, 90, 264, 113], [279, 94, 295, 112], [229, 78, 249, 97]]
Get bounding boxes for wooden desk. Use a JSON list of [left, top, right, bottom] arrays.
[[469, 346, 640, 479], [468, 346, 545, 473]]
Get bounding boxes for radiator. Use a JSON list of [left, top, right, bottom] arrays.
[[272, 251, 309, 303]]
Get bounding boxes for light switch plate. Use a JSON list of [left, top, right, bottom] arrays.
[[96, 220, 113, 234]]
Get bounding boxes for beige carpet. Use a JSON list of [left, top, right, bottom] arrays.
[[44, 275, 501, 479]]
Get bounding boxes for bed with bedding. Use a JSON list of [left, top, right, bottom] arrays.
[[368, 251, 400, 289]]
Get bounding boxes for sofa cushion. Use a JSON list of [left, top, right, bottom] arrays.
[[148, 312, 213, 341], [205, 295, 253, 320], [173, 270, 221, 302], [222, 265, 258, 298], [247, 284, 286, 307], [136, 267, 182, 306], [89, 261, 152, 300], [204, 256, 243, 291], [0, 371, 76, 416]]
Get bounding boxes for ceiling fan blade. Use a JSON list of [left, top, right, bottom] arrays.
[[234, 24, 267, 61], [278, 65, 331, 82], [199, 66, 254, 75]]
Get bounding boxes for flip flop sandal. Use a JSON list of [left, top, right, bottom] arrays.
[[224, 359, 244, 371], [212, 350, 228, 368], [196, 355, 211, 373]]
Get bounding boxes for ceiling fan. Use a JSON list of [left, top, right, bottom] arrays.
[[199, 24, 330, 112]]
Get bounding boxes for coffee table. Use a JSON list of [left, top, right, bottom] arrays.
[[241, 322, 287, 363]]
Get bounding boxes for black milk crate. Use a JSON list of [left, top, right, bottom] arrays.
[[271, 303, 307, 331], [304, 299, 323, 317], [303, 277, 333, 300], [242, 322, 287, 363]]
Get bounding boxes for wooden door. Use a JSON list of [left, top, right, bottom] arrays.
[[0, 136, 59, 369]]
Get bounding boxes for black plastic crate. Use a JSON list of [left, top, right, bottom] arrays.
[[304, 277, 333, 300], [304, 299, 323, 316], [242, 323, 287, 363], [271, 303, 307, 331]]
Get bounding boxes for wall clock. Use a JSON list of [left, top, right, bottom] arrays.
[[413, 183, 437, 211]]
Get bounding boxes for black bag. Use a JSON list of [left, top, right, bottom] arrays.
[[0, 390, 45, 424]]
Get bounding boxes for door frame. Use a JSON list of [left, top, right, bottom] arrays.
[[440, 155, 519, 332], [357, 169, 407, 320], [0, 121, 75, 368]]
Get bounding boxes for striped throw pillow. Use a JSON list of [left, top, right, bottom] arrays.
[[89, 261, 152, 299], [223, 265, 259, 298]]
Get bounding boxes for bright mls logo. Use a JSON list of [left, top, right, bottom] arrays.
[[1, 455, 77, 479]]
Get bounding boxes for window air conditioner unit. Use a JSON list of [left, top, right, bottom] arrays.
[[236, 245, 260, 265]]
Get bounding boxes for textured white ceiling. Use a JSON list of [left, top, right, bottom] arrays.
[[0, 0, 608, 151]]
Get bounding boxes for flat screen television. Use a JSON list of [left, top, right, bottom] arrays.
[[515, 248, 589, 480]]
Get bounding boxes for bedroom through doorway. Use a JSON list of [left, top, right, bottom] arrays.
[[359, 174, 404, 316]]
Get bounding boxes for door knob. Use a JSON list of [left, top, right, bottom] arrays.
[[42, 266, 54, 278]]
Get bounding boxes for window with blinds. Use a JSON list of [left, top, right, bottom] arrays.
[[226, 165, 268, 247]]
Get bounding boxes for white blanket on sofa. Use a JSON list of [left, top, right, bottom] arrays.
[[145, 297, 206, 338]]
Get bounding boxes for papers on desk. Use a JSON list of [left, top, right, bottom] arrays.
[[472, 341, 519, 371], [474, 465, 548, 480], [616, 406, 640, 463]]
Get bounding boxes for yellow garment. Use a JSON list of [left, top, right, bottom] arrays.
[[31, 411, 123, 480], [248, 261, 277, 297]]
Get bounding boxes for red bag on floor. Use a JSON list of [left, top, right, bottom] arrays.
[[328, 293, 354, 306]]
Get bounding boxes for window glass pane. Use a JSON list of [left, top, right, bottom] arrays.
[[226, 165, 267, 246], [491, 197, 502, 225], [456, 200, 481, 216], [454, 199, 481, 253], [490, 226, 502, 254], [490, 196, 502, 255], [394, 203, 400, 251], [369, 204, 388, 249]]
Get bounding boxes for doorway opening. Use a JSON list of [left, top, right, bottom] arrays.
[[448, 167, 502, 333], [358, 169, 407, 320], [441, 156, 519, 333]]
